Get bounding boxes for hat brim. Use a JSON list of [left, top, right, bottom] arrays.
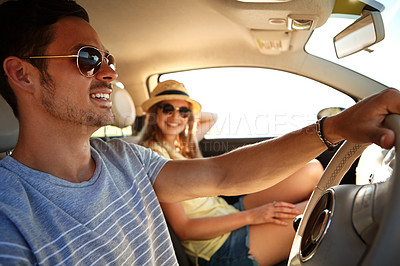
[[142, 95, 202, 114]]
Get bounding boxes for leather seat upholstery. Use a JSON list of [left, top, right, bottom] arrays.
[[0, 96, 18, 157]]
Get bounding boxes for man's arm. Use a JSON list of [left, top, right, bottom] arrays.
[[154, 88, 400, 203]]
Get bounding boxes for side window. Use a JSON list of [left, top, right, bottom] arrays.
[[160, 67, 355, 139]]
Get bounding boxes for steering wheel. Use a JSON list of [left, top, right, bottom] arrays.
[[288, 114, 400, 265]]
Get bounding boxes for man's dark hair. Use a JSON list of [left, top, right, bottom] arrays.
[[0, 0, 89, 118]]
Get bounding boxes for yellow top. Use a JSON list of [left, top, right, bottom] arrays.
[[180, 197, 238, 261], [143, 141, 239, 261]]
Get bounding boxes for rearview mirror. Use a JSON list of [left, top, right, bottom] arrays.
[[334, 11, 385, 59]]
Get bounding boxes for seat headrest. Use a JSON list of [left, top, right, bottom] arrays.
[[0, 95, 19, 153], [111, 83, 136, 128]]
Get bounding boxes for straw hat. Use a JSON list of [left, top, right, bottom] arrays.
[[141, 80, 201, 114]]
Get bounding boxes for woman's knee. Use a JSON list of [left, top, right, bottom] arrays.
[[305, 159, 324, 184]]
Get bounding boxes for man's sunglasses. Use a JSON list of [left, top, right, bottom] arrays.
[[24, 46, 116, 77], [158, 103, 192, 118]]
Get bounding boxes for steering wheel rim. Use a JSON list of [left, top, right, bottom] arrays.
[[288, 115, 400, 265], [288, 142, 369, 264], [361, 114, 400, 265]]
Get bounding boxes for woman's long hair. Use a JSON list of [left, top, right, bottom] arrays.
[[138, 103, 202, 159]]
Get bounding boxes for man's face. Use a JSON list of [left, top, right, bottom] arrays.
[[37, 16, 118, 129]]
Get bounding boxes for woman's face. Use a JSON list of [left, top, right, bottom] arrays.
[[156, 99, 191, 138]]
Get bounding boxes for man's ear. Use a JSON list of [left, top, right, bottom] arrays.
[[3, 56, 37, 93]]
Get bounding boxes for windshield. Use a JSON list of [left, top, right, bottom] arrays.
[[306, 0, 400, 88]]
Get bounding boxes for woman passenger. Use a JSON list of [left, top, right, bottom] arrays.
[[138, 80, 323, 265]]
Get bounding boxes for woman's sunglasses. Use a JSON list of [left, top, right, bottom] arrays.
[[158, 103, 192, 118], [24, 46, 116, 77]]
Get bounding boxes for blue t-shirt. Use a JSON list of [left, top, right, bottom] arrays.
[[0, 138, 176, 265]]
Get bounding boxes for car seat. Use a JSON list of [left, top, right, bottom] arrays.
[[110, 83, 144, 143], [167, 222, 193, 266], [0, 95, 19, 158], [110, 82, 136, 129]]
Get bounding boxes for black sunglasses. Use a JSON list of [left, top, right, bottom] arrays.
[[25, 46, 116, 77], [158, 103, 192, 118]]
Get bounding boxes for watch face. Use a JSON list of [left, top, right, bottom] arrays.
[[317, 107, 345, 120]]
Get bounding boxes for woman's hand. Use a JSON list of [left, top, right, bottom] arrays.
[[195, 112, 218, 140], [246, 201, 301, 226]]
